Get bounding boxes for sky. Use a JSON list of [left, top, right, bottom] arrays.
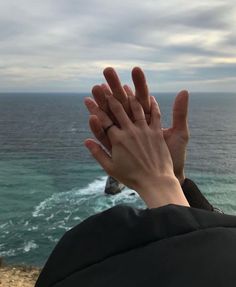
[[0, 0, 236, 92]]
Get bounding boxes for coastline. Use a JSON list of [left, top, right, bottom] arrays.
[[0, 260, 41, 287]]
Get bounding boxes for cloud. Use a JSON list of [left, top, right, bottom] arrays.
[[0, 0, 235, 92]]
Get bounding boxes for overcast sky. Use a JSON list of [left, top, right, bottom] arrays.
[[0, 0, 235, 92]]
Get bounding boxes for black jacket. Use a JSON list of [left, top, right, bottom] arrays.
[[36, 182, 236, 287]]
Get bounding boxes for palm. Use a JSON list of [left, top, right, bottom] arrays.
[[161, 91, 189, 183], [163, 127, 189, 183]]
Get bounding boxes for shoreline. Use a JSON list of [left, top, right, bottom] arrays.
[[0, 260, 41, 287]]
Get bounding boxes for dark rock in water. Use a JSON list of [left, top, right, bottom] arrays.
[[104, 176, 125, 195], [129, 193, 136, 196]]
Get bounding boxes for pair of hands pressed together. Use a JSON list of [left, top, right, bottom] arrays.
[[84, 67, 190, 208]]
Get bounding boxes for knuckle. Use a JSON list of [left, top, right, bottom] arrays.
[[156, 109, 161, 119], [111, 134, 122, 145], [181, 128, 190, 141], [91, 146, 100, 157], [183, 132, 190, 141], [127, 126, 137, 138], [133, 102, 141, 113]]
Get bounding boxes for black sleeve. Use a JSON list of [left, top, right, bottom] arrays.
[[35, 204, 235, 287], [181, 178, 214, 211]]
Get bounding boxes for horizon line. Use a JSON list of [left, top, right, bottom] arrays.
[[0, 91, 235, 94]]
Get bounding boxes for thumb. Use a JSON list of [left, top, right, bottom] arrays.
[[84, 139, 113, 174], [172, 90, 189, 130]]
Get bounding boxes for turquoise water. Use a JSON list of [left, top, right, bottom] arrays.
[[0, 93, 236, 266]]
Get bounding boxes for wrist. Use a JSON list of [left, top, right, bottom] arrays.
[[175, 171, 186, 185], [136, 175, 189, 209]]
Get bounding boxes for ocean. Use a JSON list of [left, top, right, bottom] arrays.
[[0, 92, 236, 267]]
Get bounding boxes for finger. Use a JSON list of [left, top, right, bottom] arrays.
[[107, 96, 132, 129], [132, 67, 150, 114], [84, 97, 113, 129], [123, 85, 135, 97], [84, 139, 113, 174], [101, 83, 112, 96], [149, 96, 161, 130], [172, 90, 189, 130], [92, 85, 117, 124], [92, 85, 109, 113], [129, 96, 147, 128], [89, 115, 111, 151], [123, 85, 135, 122], [103, 67, 130, 113]]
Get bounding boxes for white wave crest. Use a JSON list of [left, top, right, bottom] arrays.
[[32, 176, 143, 220], [23, 240, 38, 253], [32, 176, 107, 217], [75, 176, 107, 196]]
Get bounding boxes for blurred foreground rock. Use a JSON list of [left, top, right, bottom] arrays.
[[0, 264, 41, 287]]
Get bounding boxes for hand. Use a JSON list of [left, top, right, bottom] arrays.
[[92, 66, 150, 117], [163, 91, 189, 184], [86, 67, 150, 151], [84, 95, 189, 208], [87, 67, 189, 185]]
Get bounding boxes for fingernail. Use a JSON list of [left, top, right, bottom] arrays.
[[85, 140, 94, 149], [85, 98, 93, 106]]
